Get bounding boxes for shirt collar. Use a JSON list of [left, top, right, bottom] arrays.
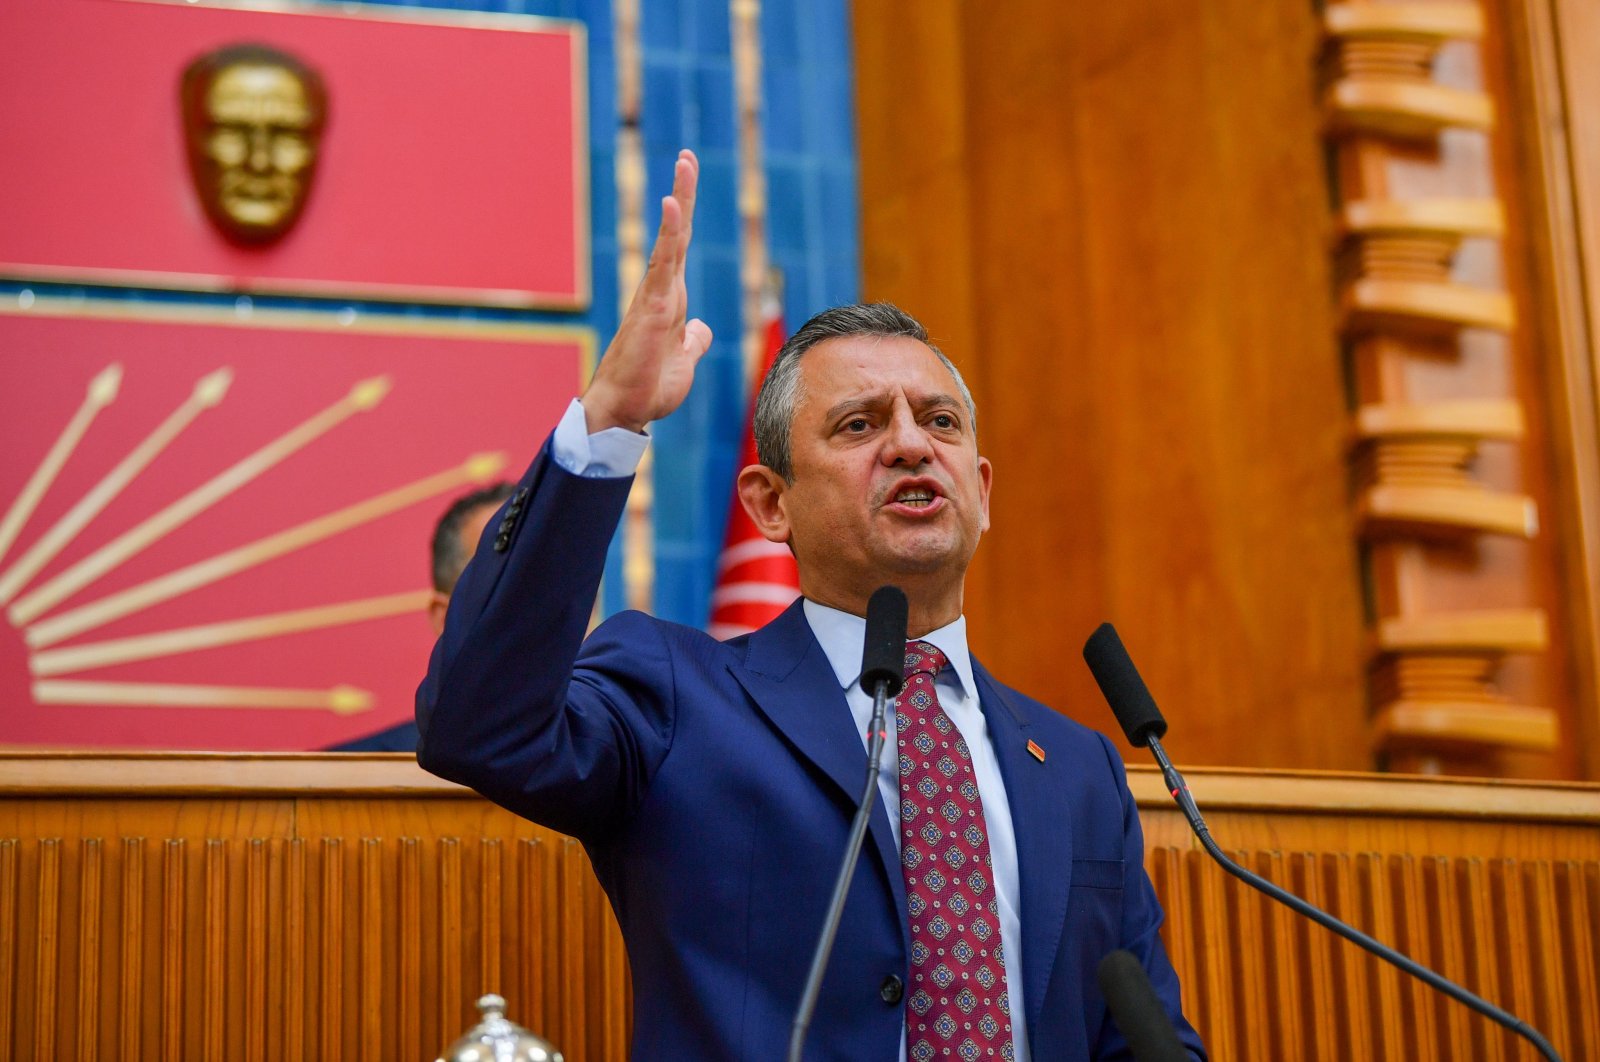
[[802, 598, 975, 701]]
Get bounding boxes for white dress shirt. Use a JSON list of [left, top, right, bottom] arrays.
[[552, 398, 1033, 1060], [803, 601, 1032, 1062]]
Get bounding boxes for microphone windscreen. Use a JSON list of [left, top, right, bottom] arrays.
[[859, 586, 909, 697], [1082, 623, 1168, 748], [1096, 950, 1190, 1062]]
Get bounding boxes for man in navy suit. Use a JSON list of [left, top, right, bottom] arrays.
[[417, 150, 1204, 1060]]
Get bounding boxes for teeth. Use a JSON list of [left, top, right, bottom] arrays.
[[896, 488, 934, 506]]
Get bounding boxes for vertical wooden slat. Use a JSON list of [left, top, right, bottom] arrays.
[[399, 838, 421, 1056], [1223, 848, 1268, 1061], [359, 838, 383, 1062], [1355, 852, 1403, 1060], [480, 839, 502, 995], [160, 839, 185, 1062], [558, 838, 588, 1060], [1520, 861, 1568, 1053], [1291, 852, 1338, 1059], [1553, 861, 1600, 1051], [1254, 850, 1304, 1059], [320, 838, 344, 1062], [76, 838, 102, 1062], [1459, 859, 1507, 1062], [202, 840, 226, 1059], [1322, 852, 1371, 1061], [246, 839, 268, 1062], [118, 838, 144, 1060], [34, 838, 61, 1062], [438, 838, 462, 1043], [284, 838, 306, 1062], [1491, 859, 1536, 1058], [1386, 853, 1438, 1058], [0, 839, 17, 1057], [1422, 856, 1472, 1057], [1184, 848, 1233, 1054], [1146, 848, 1195, 1015], [519, 838, 548, 1037]]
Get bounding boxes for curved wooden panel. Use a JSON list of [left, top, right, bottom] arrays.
[[1323, 3, 1485, 42], [1341, 198, 1506, 239], [1342, 278, 1516, 333], [1325, 80, 1495, 138], [1374, 608, 1547, 653], [1353, 399, 1523, 440]]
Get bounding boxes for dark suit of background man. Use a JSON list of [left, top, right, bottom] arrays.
[[329, 482, 512, 752], [417, 149, 1205, 1060]]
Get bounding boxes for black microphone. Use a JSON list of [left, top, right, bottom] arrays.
[[859, 586, 909, 700], [1097, 950, 1192, 1062], [788, 586, 908, 1062], [1082, 622, 1564, 1062]]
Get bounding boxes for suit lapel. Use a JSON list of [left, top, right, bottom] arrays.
[[973, 661, 1073, 1042], [729, 600, 907, 928]]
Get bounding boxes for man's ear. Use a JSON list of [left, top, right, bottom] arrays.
[[427, 591, 451, 636], [736, 464, 792, 543], [977, 454, 993, 534]]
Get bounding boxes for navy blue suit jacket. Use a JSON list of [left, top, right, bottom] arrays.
[[416, 445, 1204, 1060]]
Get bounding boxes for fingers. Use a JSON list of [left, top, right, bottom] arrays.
[[683, 318, 714, 361], [639, 194, 683, 301], [673, 150, 698, 267], [637, 150, 699, 304]]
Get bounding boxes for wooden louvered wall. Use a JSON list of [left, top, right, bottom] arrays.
[[0, 755, 630, 1062], [1136, 769, 1600, 1058], [0, 754, 1595, 1059]]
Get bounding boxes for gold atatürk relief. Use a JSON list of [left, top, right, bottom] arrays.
[[180, 44, 328, 245]]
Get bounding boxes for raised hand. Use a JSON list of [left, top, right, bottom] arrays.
[[582, 149, 715, 433]]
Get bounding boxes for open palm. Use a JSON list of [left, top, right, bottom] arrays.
[[582, 150, 714, 433]]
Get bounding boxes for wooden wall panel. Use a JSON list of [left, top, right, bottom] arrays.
[[1, 755, 1595, 1059], [0, 756, 628, 1061], [854, 0, 1371, 771]]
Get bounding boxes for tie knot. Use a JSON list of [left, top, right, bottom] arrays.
[[902, 640, 949, 679]]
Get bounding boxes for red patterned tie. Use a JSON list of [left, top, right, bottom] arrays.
[[896, 640, 1014, 1061]]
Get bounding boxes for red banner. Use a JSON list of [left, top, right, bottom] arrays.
[[0, 298, 587, 750], [0, 0, 587, 307]]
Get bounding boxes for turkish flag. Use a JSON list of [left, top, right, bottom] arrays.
[[0, 299, 585, 750], [707, 308, 800, 640]]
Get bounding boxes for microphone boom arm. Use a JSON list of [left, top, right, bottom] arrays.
[[1145, 734, 1563, 1062]]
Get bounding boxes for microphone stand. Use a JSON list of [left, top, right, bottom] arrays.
[[1145, 734, 1563, 1062], [786, 678, 893, 1062]]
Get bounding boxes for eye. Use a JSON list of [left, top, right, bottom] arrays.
[[842, 416, 871, 433], [931, 412, 958, 430]]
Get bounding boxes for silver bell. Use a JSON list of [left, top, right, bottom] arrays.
[[436, 994, 563, 1062]]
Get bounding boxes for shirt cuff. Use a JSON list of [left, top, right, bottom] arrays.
[[550, 398, 649, 478]]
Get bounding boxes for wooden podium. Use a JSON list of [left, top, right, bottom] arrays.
[[0, 754, 1594, 1059]]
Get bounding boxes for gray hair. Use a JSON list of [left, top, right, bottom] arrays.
[[751, 303, 977, 481]]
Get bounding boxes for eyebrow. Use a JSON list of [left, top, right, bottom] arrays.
[[822, 392, 966, 424]]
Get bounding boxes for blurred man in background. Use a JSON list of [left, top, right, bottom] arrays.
[[329, 481, 513, 751]]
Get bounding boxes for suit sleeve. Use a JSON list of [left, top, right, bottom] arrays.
[[414, 442, 676, 841], [1094, 733, 1208, 1061]]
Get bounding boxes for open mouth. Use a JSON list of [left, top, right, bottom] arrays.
[[894, 487, 937, 509], [886, 480, 944, 513]]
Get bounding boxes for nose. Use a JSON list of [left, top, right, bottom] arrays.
[[880, 402, 934, 468], [247, 127, 273, 173]]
